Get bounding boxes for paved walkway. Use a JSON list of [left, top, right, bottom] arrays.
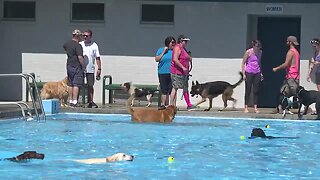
[[0, 103, 318, 121]]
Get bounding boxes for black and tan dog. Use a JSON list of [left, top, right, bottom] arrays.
[[296, 85, 320, 120], [126, 96, 177, 123], [122, 82, 156, 107], [277, 90, 295, 118], [3, 151, 45, 162], [190, 72, 243, 111]]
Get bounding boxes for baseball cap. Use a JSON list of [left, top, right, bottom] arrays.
[[287, 36, 299, 45], [72, 29, 82, 36], [178, 34, 190, 41]]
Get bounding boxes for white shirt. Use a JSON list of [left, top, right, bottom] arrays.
[[80, 41, 101, 73]]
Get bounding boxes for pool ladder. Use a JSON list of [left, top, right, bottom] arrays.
[[0, 73, 46, 121]]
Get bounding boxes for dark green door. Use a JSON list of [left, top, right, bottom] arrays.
[[257, 17, 300, 108]]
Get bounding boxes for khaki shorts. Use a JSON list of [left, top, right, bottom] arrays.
[[280, 79, 299, 97], [171, 74, 188, 92]]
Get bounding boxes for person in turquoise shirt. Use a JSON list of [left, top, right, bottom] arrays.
[[155, 36, 176, 110]]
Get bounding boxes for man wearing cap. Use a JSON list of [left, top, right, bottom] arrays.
[[63, 29, 85, 107], [273, 36, 300, 98]]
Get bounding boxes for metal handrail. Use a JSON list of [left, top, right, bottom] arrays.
[[0, 73, 46, 121], [0, 101, 32, 121]]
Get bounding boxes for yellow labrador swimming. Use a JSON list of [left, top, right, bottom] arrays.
[[72, 153, 134, 164]]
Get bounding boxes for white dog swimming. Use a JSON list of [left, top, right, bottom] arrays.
[[71, 153, 134, 164]]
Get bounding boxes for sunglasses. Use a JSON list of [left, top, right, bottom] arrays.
[[310, 40, 319, 45], [171, 41, 176, 44]]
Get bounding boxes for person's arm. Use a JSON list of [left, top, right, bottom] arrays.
[[307, 57, 315, 82], [155, 47, 168, 62], [272, 50, 293, 72], [258, 50, 263, 80], [96, 57, 101, 77], [241, 50, 249, 79], [172, 46, 187, 72], [95, 44, 102, 76], [76, 44, 85, 70]]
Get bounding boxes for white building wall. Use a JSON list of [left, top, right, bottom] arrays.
[[22, 53, 313, 109], [1, 0, 320, 108]]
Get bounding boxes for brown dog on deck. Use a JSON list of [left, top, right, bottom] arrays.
[[40, 77, 69, 107], [126, 96, 177, 123]]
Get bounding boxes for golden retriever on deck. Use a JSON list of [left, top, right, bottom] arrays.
[[72, 153, 134, 164], [126, 96, 177, 123], [40, 77, 69, 107]]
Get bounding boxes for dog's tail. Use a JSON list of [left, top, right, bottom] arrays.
[[231, 71, 244, 89], [126, 95, 134, 115]]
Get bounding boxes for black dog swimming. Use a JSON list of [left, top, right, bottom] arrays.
[[2, 151, 45, 162], [249, 128, 297, 139], [296, 86, 320, 120], [190, 72, 243, 111], [121, 82, 156, 107]]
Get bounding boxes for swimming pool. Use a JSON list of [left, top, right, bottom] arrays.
[[0, 113, 320, 179]]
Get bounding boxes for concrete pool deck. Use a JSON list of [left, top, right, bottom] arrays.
[[0, 102, 318, 121]]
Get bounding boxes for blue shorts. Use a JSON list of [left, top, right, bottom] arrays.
[[67, 66, 84, 87]]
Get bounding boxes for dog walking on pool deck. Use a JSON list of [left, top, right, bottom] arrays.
[[296, 85, 320, 120], [40, 77, 69, 107], [126, 95, 177, 123], [122, 82, 156, 107], [190, 72, 244, 111]]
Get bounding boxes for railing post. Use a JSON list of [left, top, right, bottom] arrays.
[[102, 75, 112, 105]]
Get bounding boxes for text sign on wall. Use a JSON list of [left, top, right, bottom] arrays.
[[265, 5, 284, 14]]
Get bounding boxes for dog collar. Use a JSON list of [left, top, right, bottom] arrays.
[[297, 88, 303, 95]]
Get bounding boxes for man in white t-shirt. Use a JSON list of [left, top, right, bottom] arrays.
[[80, 29, 102, 108]]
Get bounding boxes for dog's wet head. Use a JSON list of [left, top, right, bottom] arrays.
[[112, 153, 134, 162], [16, 151, 45, 161], [166, 105, 178, 115], [121, 82, 131, 92], [190, 81, 201, 97], [251, 128, 266, 138]]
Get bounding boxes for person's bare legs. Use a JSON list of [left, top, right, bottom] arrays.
[[244, 105, 249, 113], [72, 86, 80, 103], [170, 88, 177, 106], [68, 86, 74, 104], [254, 104, 259, 113], [87, 86, 94, 103], [161, 94, 167, 106]]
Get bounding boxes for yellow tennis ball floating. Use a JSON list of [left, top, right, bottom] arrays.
[[240, 135, 245, 140], [265, 124, 270, 128], [168, 156, 174, 163]]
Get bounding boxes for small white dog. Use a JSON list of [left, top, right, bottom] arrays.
[[72, 153, 134, 164]]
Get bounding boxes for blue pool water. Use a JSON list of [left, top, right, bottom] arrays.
[[1, 113, 320, 179]]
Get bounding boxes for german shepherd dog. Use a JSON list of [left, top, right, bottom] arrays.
[[122, 82, 156, 107], [190, 72, 243, 111], [296, 85, 320, 120]]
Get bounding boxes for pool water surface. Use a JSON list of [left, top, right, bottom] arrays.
[[0, 113, 320, 179]]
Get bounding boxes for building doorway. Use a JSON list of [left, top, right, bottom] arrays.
[[256, 17, 301, 108]]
